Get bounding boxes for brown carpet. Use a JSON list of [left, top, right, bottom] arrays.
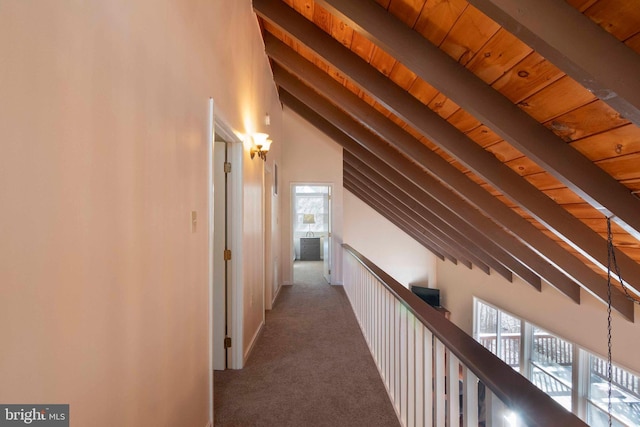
[[213, 262, 400, 427]]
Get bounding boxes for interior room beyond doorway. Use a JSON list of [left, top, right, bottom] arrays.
[[292, 184, 331, 285]]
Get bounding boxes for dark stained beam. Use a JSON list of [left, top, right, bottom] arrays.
[[261, 27, 640, 294], [343, 181, 448, 262], [277, 87, 588, 304], [278, 87, 634, 321], [344, 174, 468, 267], [345, 162, 509, 280], [466, 0, 640, 126], [345, 166, 493, 276], [346, 153, 543, 288], [272, 63, 586, 298], [312, 0, 640, 241]]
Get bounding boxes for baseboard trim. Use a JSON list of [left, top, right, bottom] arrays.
[[272, 283, 283, 305], [243, 321, 265, 364]]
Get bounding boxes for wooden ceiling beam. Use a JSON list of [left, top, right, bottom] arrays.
[[313, 0, 640, 241], [345, 153, 542, 288], [271, 59, 589, 300], [344, 160, 513, 281], [343, 181, 448, 261], [277, 87, 611, 314], [343, 173, 467, 267], [344, 165, 494, 276], [466, 0, 640, 127], [278, 85, 635, 320], [260, 21, 640, 294]]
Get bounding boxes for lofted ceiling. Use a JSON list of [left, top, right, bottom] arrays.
[[252, 0, 640, 321]]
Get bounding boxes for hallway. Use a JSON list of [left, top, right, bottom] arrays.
[[213, 262, 399, 426]]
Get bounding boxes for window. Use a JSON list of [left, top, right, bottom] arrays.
[[294, 186, 329, 236], [475, 302, 520, 371], [587, 355, 640, 427], [473, 299, 640, 426], [530, 327, 573, 411]]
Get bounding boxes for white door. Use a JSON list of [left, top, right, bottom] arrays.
[[323, 186, 332, 284], [212, 138, 229, 370]]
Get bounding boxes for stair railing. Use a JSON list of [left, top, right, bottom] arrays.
[[342, 244, 587, 427]]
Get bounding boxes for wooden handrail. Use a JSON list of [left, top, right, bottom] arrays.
[[342, 244, 588, 427]]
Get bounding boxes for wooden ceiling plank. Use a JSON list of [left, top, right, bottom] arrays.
[[387, 61, 418, 91], [343, 182, 447, 261], [447, 108, 482, 133], [387, 0, 424, 27], [427, 93, 460, 120], [466, 0, 640, 126], [626, 32, 640, 55], [369, 46, 397, 76], [258, 6, 640, 291], [439, 5, 501, 65], [314, 0, 640, 241], [414, 0, 467, 46], [545, 100, 629, 143], [274, 80, 593, 309], [345, 158, 518, 282], [344, 168, 478, 271], [466, 125, 503, 148], [329, 11, 354, 47], [570, 124, 640, 162], [491, 52, 564, 104], [566, 0, 599, 12], [583, 0, 640, 41], [518, 75, 596, 123], [596, 152, 640, 182], [465, 27, 533, 85]]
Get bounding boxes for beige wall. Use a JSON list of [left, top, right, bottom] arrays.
[[208, 1, 283, 365], [437, 260, 640, 374], [281, 107, 344, 284], [343, 192, 438, 289], [0, 0, 280, 425]]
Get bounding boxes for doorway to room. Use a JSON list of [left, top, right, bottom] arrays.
[[291, 184, 332, 285]]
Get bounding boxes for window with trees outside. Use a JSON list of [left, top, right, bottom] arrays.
[[474, 299, 640, 426]]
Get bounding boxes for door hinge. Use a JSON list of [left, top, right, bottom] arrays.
[[224, 336, 232, 348], [224, 162, 232, 174], [328, 232, 332, 237], [224, 249, 232, 261]]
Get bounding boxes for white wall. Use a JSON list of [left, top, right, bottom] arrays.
[[437, 260, 640, 374], [343, 192, 438, 289], [0, 0, 280, 425], [281, 107, 344, 284]]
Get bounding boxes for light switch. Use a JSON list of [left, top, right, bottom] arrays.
[[191, 211, 197, 233]]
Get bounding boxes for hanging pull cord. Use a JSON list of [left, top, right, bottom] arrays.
[[605, 217, 640, 427], [606, 217, 613, 427]]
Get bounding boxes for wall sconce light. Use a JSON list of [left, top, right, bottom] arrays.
[[250, 132, 272, 161]]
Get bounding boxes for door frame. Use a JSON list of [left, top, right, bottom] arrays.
[[211, 111, 244, 371], [289, 182, 334, 285]]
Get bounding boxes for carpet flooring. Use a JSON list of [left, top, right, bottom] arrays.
[[213, 261, 400, 426]]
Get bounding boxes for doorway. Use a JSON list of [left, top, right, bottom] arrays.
[[291, 184, 332, 285], [212, 117, 244, 371]]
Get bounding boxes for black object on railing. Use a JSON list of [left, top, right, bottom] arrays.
[[342, 244, 588, 427]]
